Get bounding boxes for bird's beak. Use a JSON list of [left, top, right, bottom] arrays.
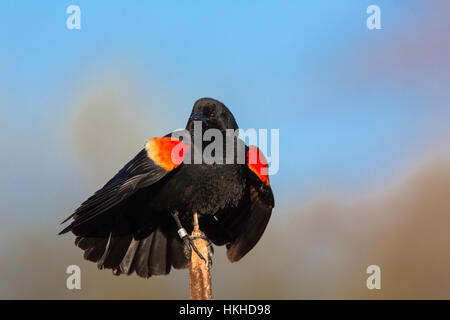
[[189, 111, 207, 122]]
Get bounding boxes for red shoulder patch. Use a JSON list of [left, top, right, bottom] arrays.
[[145, 137, 188, 171], [247, 146, 270, 186]]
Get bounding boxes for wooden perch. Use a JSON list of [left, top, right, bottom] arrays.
[[189, 213, 213, 300]]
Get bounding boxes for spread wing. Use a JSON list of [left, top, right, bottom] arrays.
[[226, 145, 274, 262], [59, 135, 187, 236], [59, 135, 190, 277], [226, 184, 274, 262]]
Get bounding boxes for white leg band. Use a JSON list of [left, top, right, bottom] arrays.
[[177, 228, 188, 239]]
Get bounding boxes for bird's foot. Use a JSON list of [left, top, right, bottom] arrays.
[[183, 236, 207, 263], [191, 235, 214, 265], [171, 211, 209, 263]]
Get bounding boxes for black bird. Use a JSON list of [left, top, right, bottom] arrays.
[[60, 98, 274, 278]]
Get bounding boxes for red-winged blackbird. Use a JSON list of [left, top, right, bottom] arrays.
[[60, 98, 274, 278]]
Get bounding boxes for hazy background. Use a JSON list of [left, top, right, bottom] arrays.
[[1, 0, 449, 299]]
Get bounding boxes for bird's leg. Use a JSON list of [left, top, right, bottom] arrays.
[[191, 212, 214, 265], [171, 211, 207, 263], [191, 234, 214, 264]]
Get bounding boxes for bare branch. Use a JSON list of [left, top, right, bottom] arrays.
[[189, 213, 213, 300]]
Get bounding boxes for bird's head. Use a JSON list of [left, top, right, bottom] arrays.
[[186, 98, 239, 133]]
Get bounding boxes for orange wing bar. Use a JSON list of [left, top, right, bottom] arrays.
[[146, 137, 188, 171], [247, 146, 270, 186]]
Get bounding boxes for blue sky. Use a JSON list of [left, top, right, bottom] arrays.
[[1, 1, 448, 226]]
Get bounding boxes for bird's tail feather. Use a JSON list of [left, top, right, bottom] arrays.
[[74, 226, 189, 278]]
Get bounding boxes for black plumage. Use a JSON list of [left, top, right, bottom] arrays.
[[60, 97, 274, 278]]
